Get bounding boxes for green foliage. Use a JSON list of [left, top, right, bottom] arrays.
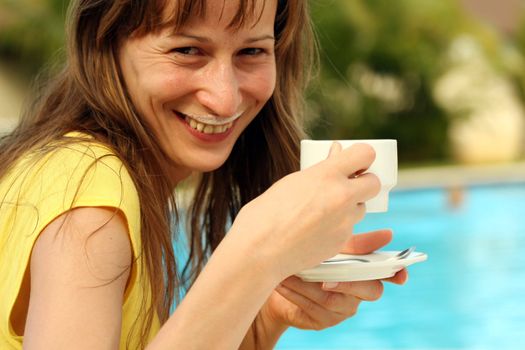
[[307, 0, 512, 163], [510, 13, 525, 103], [0, 0, 70, 76]]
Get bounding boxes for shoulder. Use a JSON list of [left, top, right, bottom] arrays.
[[18, 133, 140, 210], [33, 206, 133, 280], [10, 132, 132, 186], [1, 132, 142, 251], [39, 133, 133, 185]]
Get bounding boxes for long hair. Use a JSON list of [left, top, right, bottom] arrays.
[[0, 0, 316, 348]]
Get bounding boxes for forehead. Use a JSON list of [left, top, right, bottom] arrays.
[[160, 0, 274, 32]]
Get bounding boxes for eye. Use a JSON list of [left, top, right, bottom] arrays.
[[172, 47, 201, 55], [239, 48, 264, 56]]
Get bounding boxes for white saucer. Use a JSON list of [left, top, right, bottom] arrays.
[[296, 251, 428, 282]]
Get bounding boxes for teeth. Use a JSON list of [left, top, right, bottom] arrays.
[[203, 125, 213, 134], [184, 115, 234, 134]]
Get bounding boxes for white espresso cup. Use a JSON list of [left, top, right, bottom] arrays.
[[300, 139, 398, 213]]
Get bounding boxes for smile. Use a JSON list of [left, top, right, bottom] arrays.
[[176, 111, 241, 135]]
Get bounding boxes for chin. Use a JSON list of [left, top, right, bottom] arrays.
[[185, 155, 231, 174]]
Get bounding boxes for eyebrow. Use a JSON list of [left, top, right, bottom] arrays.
[[169, 32, 275, 44], [244, 35, 275, 43]]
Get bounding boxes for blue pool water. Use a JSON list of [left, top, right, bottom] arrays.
[[276, 183, 525, 350]]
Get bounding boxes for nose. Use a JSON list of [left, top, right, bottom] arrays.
[[196, 60, 242, 118]]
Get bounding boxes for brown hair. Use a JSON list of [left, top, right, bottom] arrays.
[[0, 0, 316, 348]]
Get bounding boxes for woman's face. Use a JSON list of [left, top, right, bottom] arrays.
[[119, 0, 277, 182]]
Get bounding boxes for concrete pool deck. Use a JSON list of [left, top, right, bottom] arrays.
[[397, 161, 525, 190]]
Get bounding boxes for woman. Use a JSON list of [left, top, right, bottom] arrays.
[[0, 0, 407, 349]]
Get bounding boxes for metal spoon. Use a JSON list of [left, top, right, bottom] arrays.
[[388, 246, 416, 261], [322, 246, 416, 264], [322, 257, 370, 264]]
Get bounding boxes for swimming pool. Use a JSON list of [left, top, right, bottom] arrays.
[[276, 183, 525, 350]]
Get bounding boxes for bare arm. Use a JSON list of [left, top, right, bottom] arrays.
[[23, 207, 132, 350], [238, 312, 288, 350], [147, 221, 282, 349], [23, 206, 284, 350]]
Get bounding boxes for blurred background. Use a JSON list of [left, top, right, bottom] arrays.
[[1, 1, 524, 349], [306, 0, 525, 166], [1, 0, 525, 167]]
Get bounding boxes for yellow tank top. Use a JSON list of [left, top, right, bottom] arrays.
[[0, 133, 160, 349]]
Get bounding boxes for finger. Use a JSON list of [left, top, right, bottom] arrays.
[[281, 276, 327, 303], [321, 280, 384, 301], [281, 277, 366, 317], [330, 143, 376, 178], [275, 284, 348, 328], [382, 268, 408, 285], [327, 141, 342, 158], [340, 229, 393, 255], [347, 172, 381, 203], [281, 276, 354, 314]]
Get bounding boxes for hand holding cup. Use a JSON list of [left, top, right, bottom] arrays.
[[301, 140, 398, 213], [231, 141, 382, 280]]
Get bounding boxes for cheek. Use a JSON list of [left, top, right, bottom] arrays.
[[144, 70, 177, 97], [244, 68, 276, 102], [124, 75, 172, 129], [132, 71, 182, 115]]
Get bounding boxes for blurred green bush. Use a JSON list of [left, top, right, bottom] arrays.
[[307, 0, 521, 164], [0, 0, 69, 76]]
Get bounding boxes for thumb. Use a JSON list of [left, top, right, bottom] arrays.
[[340, 229, 393, 255]]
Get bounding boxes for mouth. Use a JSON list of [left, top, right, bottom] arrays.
[[175, 111, 238, 134]]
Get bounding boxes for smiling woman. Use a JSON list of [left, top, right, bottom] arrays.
[[118, 0, 277, 178], [0, 1, 407, 349]]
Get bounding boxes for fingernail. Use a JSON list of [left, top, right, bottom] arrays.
[[323, 282, 339, 290]]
